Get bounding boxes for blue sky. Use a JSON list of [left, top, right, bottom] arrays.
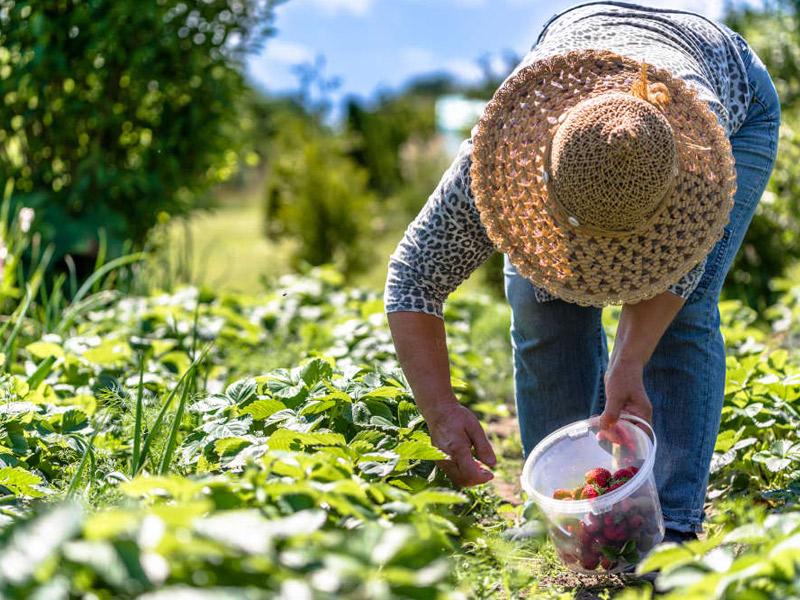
[[246, 0, 758, 109]]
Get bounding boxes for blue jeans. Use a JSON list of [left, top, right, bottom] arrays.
[[504, 34, 780, 533]]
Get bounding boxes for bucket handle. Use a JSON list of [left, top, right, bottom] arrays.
[[618, 413, 657, 455]]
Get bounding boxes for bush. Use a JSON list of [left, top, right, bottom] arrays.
[[263, 106, 376, 274], [0, 0, 279, 263]]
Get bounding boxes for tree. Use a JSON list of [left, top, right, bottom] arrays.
[[0, 0, 281, 266]]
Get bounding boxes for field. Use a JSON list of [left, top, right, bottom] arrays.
[[3, 190, 800, 600]]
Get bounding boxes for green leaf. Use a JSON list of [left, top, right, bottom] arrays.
[[298, 358, 333, 385], [199, 416, 253, 440], [298, 399, 337, 416], [26, 341, 64, 360], [360, 386, 403, 400], [636, 544, 695, 575], [225, 379, 257, 405], [397, 400, 417, 428], [266, 429, 346, 450], [214, 437, 251, 457], [0, 466, 45, 497], [409, 489, 468, 509], [241, 399, 285, 420], [393, 441, 447, 461]]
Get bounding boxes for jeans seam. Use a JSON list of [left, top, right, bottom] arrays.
[[749, 80, 769, 117], [597, 313, 606, 413]]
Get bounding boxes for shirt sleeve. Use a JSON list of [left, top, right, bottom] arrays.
[[384, 137, 496, 320], [666, 258, 707, 299]]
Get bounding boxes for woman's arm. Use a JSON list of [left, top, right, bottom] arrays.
[[387, 311, 496, 487], [600, 291, 685, 428]]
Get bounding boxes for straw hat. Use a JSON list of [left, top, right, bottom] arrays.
[[470, 49, 737, 306]]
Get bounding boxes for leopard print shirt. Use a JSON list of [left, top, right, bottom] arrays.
[[385, 1, 751, 319]]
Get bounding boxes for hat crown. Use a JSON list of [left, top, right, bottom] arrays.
[[549, 93, 677, 233]]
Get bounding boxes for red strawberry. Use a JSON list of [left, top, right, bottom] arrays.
[[613, 468, 635, 481], [620, 498, 635, 514], [585, 518, 603, 535], [628, 514, 645, 529], [603, 523, 627, 541], [629, 466, 639, 476], [606, 481, 625, 492], [581, 485, 600, 499], [580, 551, 600, 571], [553, 488, 573, 500], [585, 467, 612, 488], [600, 557, 617, 571]]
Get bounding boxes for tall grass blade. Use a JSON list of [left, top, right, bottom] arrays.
[[92, 228, 108, 294], [134, 343, 212, 475], [158, 372, 194, 475], [131, 352, 146, 478], [70, 252, 147, 306], [66, 411, 108, 499], [1, 284, 33, 358], [27, 355, 56, 390]]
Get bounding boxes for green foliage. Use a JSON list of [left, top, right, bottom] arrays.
[[263, 108, 376, 274], [723, 3, 800, 309], [345, 84, 441, 197], [0, 0, 279, 260]]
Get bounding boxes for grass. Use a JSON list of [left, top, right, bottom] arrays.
[[164, 172, 297, 292]]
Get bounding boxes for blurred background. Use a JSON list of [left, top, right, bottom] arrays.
[[1, 0, 799, 309]]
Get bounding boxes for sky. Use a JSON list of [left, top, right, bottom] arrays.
[[246, 0, 760, 112]]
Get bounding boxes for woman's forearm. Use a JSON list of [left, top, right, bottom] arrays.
[[386, 310, 496, 485], [600, 290, 686, 427], [386, 311, 460, 418], [612, 291, 685, 366]]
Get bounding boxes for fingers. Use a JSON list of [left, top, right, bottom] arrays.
[[440, 441, 493, 487], [599, 395, 624, 429], [429, 407, 495, 487], [466, 415, 497, 468], [600, 389, 653, 430]]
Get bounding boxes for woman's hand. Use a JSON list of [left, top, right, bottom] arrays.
[[426, 400, 496, 487], [599, 291, 685, 429], [385, 310, 496, 487], [600, 355, 652, 428]]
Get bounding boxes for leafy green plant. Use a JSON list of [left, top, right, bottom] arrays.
[[0, 0, 281, 264]]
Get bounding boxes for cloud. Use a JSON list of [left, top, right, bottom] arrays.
[[300, 0, 377, 16], [246, 40, 316, 90], [262, 40, 315, 65], [400, 47, 437, 73], [444, 58, 484, 83]]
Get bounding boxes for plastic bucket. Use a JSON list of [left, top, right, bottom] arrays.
[[521, 414, 664, 573]]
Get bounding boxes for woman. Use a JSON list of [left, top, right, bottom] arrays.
[[384, 2, 780, 542]]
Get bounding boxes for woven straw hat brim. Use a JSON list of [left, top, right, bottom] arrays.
[[470, 49, 737, 306]]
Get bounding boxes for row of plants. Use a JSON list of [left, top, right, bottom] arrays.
[[1, 208, 800, 597]]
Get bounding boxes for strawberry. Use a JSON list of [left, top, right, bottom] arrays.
[[553, 488, 573, 500], [572, 486, 584, 500], [580, 551, 600, 571], [600, 557, 617, 571], [613, 468, 635, 481], [629, 466, 639, 476], [603, 523, 627, 541], [585, 518, 603, 535], [627, 514, 645, 529], [619, 497, 635, 513], [585, 467, 612, 488], [606, 481, 625, 492], [581, 485, 601, 499]]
